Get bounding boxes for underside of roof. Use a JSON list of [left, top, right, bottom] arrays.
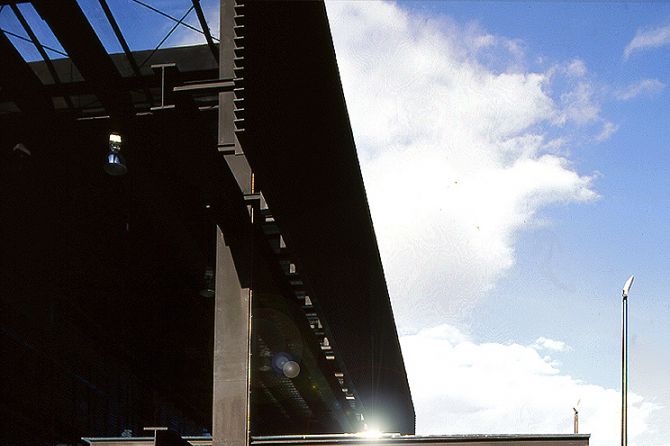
[[0, 1, 415, 444]]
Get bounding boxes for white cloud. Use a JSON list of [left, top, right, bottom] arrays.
[[615, 79, 666, 101], [401, 325, 661, 446], [473, 34, 495, 50], [566, 59, 587, 78], [555, 81, 600, 125], [624, 24, 670, 59], [326, 1, 601, 331], [595, 121, 619, 142], [531, 336, 571, 352]]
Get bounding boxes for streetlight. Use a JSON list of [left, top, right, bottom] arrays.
[[621, 275, 634, 446]]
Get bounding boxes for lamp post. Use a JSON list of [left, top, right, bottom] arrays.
[[621, 275, 634, 446]]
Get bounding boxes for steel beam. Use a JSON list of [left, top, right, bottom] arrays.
[[173, 79, 235, 93], [37, 68, 217, 99], [32, 0, 133, 118], [9, 3, 74, 109], [192, 0, 219, 63], [0, 30, 53, 114], [97, 0, 153, 104]]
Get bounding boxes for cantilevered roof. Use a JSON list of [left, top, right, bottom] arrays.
[[240, 1, 415, 434], [0, 0, 415, 438]]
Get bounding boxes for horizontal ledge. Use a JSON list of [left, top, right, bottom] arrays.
[[173, 79, 237, 93]]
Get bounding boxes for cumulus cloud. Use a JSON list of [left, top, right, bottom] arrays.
[[624, 24, 670, 59], [401, 325, 660, 446], [615, 79, 666, 101], [326, 1, 601, 330]]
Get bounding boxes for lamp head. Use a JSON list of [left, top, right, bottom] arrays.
[[109, 133, 122, 150], [622, 275, 635, 298], [104, 133, 127, 176]]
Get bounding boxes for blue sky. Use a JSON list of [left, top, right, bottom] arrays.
[[326, 2, 670, 446], [407, 0, 670, 390]]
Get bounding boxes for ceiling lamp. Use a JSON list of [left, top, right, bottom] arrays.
[[200, 267, 215, 298], [104, 133, 127, 176]]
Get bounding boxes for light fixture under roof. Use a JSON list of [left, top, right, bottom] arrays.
[[200, 267, 215, 298], [104, 133, 127, 176]]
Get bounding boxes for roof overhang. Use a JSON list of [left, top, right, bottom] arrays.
[[0, 0, 414, 435]]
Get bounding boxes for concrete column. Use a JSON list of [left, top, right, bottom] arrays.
[[214, 1, 251, 445], [212, 227, 251, 446]]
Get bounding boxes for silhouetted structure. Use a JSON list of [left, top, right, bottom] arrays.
[[0, 2, 589, 446], [1, 1, 413, 445]]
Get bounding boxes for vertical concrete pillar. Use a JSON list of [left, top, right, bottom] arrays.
[[212, 228, 251, 446], [214, 1, 251, 445]]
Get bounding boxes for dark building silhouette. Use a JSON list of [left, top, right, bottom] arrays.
[[1, 1, 413, 444], [0, 2, 588, 446]]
